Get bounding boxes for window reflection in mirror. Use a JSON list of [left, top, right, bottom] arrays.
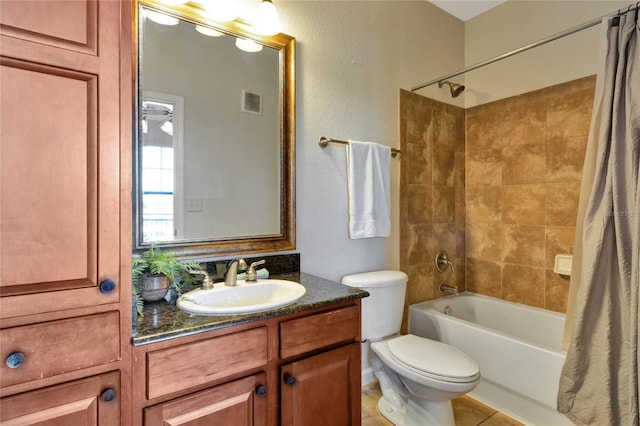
[[136, 2, 295, 256]]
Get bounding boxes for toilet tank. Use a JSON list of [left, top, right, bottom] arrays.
[[341, 270, 408, 341]]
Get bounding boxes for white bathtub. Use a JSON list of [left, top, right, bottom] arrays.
[[409, 293, 573, 425]]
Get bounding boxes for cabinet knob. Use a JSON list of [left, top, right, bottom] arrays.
[[99, 279, 117, 294], [284, 373, 297, 386], [255, 385, 267, 397], [100, 388, 117, 402], [5, 352, 25, 369]]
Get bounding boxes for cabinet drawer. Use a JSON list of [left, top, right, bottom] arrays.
[[280, 306, 360, 359], [145, 373, 267, 426], [146, 327, 268, 400], [0, 311, 120, 388], [1, 371, 120, 425]]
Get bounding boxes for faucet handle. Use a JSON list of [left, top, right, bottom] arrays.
[[191, 270, 214, 289], [245, 260, 266, 282], [435, 251, 456, 273]]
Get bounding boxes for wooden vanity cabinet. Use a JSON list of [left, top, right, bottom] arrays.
[[281, 344, 361, 426], [0, 0, 132, 422], [134, 301, 362, 426], [279, 305, 362, 426], [144, 373, 268, 425], [0, 372, 121, 425]]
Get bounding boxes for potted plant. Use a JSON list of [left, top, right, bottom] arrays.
[[132, 245, 203, 302]]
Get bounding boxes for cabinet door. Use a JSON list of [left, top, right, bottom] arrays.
[[144, 373, 268, 426], [0, 371, 120, 425], [281, 344, 361, 426], [0, 0, 122, 319]]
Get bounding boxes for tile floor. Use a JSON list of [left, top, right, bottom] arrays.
[[362, 381, 524, 426]]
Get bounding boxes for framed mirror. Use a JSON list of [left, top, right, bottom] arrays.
[[135, 0, 295, 257]]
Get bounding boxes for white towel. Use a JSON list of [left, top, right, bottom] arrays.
[[346, 140, 391, 239]]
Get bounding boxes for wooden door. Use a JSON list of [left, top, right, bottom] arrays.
[[0, 371, 120, 425], [281, 344, 361, 426], [144, 373, 268, 425], [0, 0, 122, 319]]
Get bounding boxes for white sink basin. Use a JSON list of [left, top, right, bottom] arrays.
[[177, 279, 306, 315]]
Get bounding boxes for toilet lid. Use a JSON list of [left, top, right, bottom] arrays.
[[387, 335, 479, 381]]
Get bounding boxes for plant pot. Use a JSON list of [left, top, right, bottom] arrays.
[[141, 275, 171, 302]]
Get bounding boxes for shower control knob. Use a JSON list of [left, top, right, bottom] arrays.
[[284, 373, 297, 386]]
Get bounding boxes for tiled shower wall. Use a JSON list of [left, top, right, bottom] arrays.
[[400, 76, 595, 321], [465, 76, 595, 312], [399, 89, 466, 332]]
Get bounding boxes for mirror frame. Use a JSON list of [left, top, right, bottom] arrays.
[[134, 0, 295, 258]]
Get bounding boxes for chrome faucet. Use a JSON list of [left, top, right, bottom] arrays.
[[439, 283, 458, 295], [225, 258, 247, 286]]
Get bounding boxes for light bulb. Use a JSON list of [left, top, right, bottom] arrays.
[[203, 0, 238, 23], [235, 38, 263, 53], [160, 0, 188, 5], [254, 0, 281, 36], [195, 25, 223, 37], [145, 9, 180, 25]]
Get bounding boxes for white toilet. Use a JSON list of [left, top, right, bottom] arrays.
[[342, 270, 480, 426]]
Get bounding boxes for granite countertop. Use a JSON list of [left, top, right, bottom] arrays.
[[132, 272, 369, 346]]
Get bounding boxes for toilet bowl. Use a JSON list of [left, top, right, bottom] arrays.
[[341, 270, 480, 426]]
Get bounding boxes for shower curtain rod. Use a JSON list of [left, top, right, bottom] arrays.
[[410, 2, 639, 92]]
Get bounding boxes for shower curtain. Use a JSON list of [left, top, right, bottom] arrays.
[[558, 9, 640, 426]]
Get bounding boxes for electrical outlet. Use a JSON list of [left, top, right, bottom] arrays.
[[186, 198, 203, 212]]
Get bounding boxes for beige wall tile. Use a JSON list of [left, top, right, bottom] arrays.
[[404, 142, 432, 185], [467, 149, 503, 187], [406, 224, 433, 266], [502, 264, 545, 308], [546, 136, 588, 183], [467, 258, 501, 297], [407, 185, 432, 225], [404, 78, 592, 314], [547, 88, 594, 140], [545, 226, 576, 269], [546, 182, 580, 226], [455, 151, 466, 188], [433, 186, 455, 223], [501, 224, 546, 267], [502, 142, 546, 185], [467, 223, 502, 261], [545, 269, 570, 313], [467, 187, 502, 223], [400, 91, 465, 312], [502, 184, 546, 225]]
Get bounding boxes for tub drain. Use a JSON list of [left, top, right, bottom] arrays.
[[444, 306, 452, 315]]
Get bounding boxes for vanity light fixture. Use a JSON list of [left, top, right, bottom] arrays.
[[253, 0, 281, 36], [235, 37, 263, 53], [160, 0, 189, 4], [144, 9, 180, 25], [202, 0, 238, 23], [195, 25, 223, 37]]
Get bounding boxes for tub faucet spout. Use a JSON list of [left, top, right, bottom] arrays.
[[439, 283, 458, 295]]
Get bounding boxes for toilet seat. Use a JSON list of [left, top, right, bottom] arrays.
[[382, 334, 480, 383]]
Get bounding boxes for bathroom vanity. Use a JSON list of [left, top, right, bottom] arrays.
[[0, 0, 132, 422], [131, 273, 367, 425]]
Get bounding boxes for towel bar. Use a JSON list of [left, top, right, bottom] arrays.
[[318, 136, 402, 158]]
